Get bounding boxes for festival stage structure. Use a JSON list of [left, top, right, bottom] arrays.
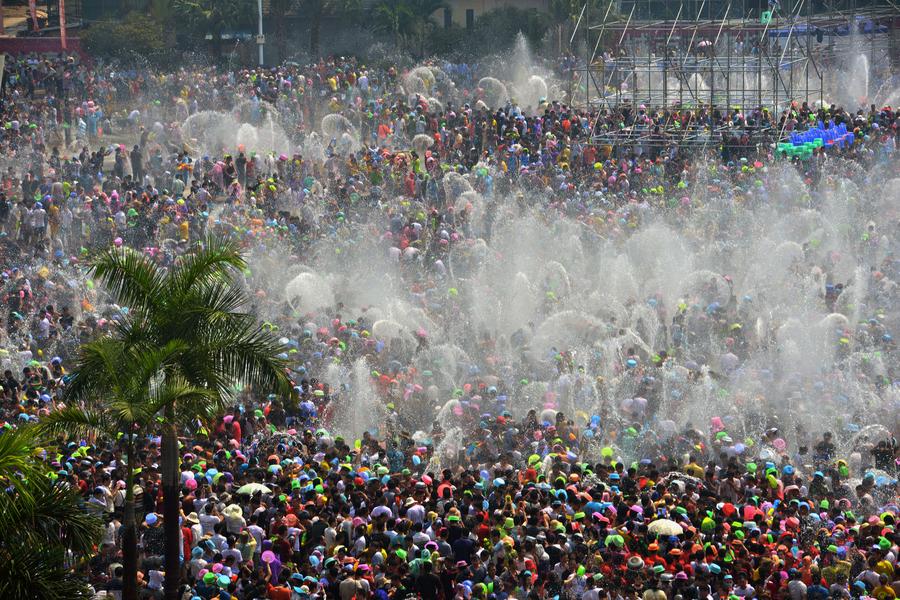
[[568, 0, 898, 112]]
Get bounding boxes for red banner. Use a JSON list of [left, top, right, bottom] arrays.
[[29, 0, 38, 31], [59, 0, 66, 50]]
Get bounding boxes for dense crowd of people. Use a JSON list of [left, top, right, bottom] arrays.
[[0, 52, 898, 600]]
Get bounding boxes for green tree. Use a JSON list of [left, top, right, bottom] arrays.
[[0, 429, 102, 600], [173, 0, 256, 56], [297, 0, 362, 57], [372, 0, 414, 51], [81, 12, 169, 66], [270, 0, 296, 62], [407, 0, 448, 58], [85, 238, 290, 600], [549, 0, 614, 53], [148, 0, 177, 25], [38, 339, 217, 600], [470, 7, 550, 56]]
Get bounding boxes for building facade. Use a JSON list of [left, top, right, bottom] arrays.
[[438, 0, 552, 29]]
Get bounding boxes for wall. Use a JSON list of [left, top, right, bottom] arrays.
[[0, 37, 85, 58], [438, 0, 551, 28]]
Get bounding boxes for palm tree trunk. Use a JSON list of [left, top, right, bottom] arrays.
[[276, 24, 286, 63], [308, 0, 322, 57], [123, 434, 138, 600], [418, 23, 425, 59], [162, 409, 181, 600]]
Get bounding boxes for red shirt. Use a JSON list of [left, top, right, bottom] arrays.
[[181, 526, 192, 560], [267, 583, 291, 600]]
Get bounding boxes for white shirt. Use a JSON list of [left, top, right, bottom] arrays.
[[247, 524, 264, 551], [222, 547, 243, 564], [102, 521, 119, 546], [37, 317, 51, 340], [190, 523, 202, 546], [29, 208, 47, 227], [148, 570, 164, 591], [224, 514, 246, 534], [199, 513, 221, 536], [189, 557, 207, 579], [406, 503, 425, 525], [209, 532, 227, 551], [788, 580, 807, 600]]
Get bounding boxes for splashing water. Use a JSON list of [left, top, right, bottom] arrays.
[[241, 150, 900, 466]]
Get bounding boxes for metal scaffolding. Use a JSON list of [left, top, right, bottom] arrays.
[[569, 0, 899, 113]]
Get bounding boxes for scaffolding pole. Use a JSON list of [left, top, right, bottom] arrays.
[[574, 3, 895, 111]]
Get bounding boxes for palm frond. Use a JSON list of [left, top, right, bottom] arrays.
[[169, 236, 245, 297], [191, 319, 291, 396], [110, 316, 162, 357], [122, 339, 189, 390], [143, 379, 221, 424], [62, 337, 130, 404], [90, 246, 166, 314], [29, 479, 104, 554], [0, 428, 42, 483], [0, 542, 96, 599], [35, 406, 112, 441], [0, 477, 101, 599], [0, 439, 101, 600], [181, 279, 252, 321]]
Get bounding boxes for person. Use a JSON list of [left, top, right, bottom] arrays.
[[415, 559, 441, 600], [788, 568, 808, 600], [199, 501, 222, 536], [28, 201, 47, 247], [140, 513, 165, 567], [107, 565, 124, 600], [0, 52, 896, 600], [131, 144, 144, 183], [872, 574, 897, 600], [815, 431, 837, 465], [339, 568, 371, 600]]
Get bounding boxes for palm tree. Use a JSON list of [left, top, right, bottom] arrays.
[[38, 339, 217, 600], [406, 0, 448, 58], [270, 0, 296, 62], [372, 0, 414, 50], [550, 0, 613, 53], [0, 428, 102, 599], [297, 0, 361, 57], [148, 0, 176, 24], [173, 0, 256, 56], [85, 238, 291, 600]]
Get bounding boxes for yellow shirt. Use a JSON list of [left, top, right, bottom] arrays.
[[875, 560, 895, 578], [872, 585, 897, 600], [685, 463, 705, 478]]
